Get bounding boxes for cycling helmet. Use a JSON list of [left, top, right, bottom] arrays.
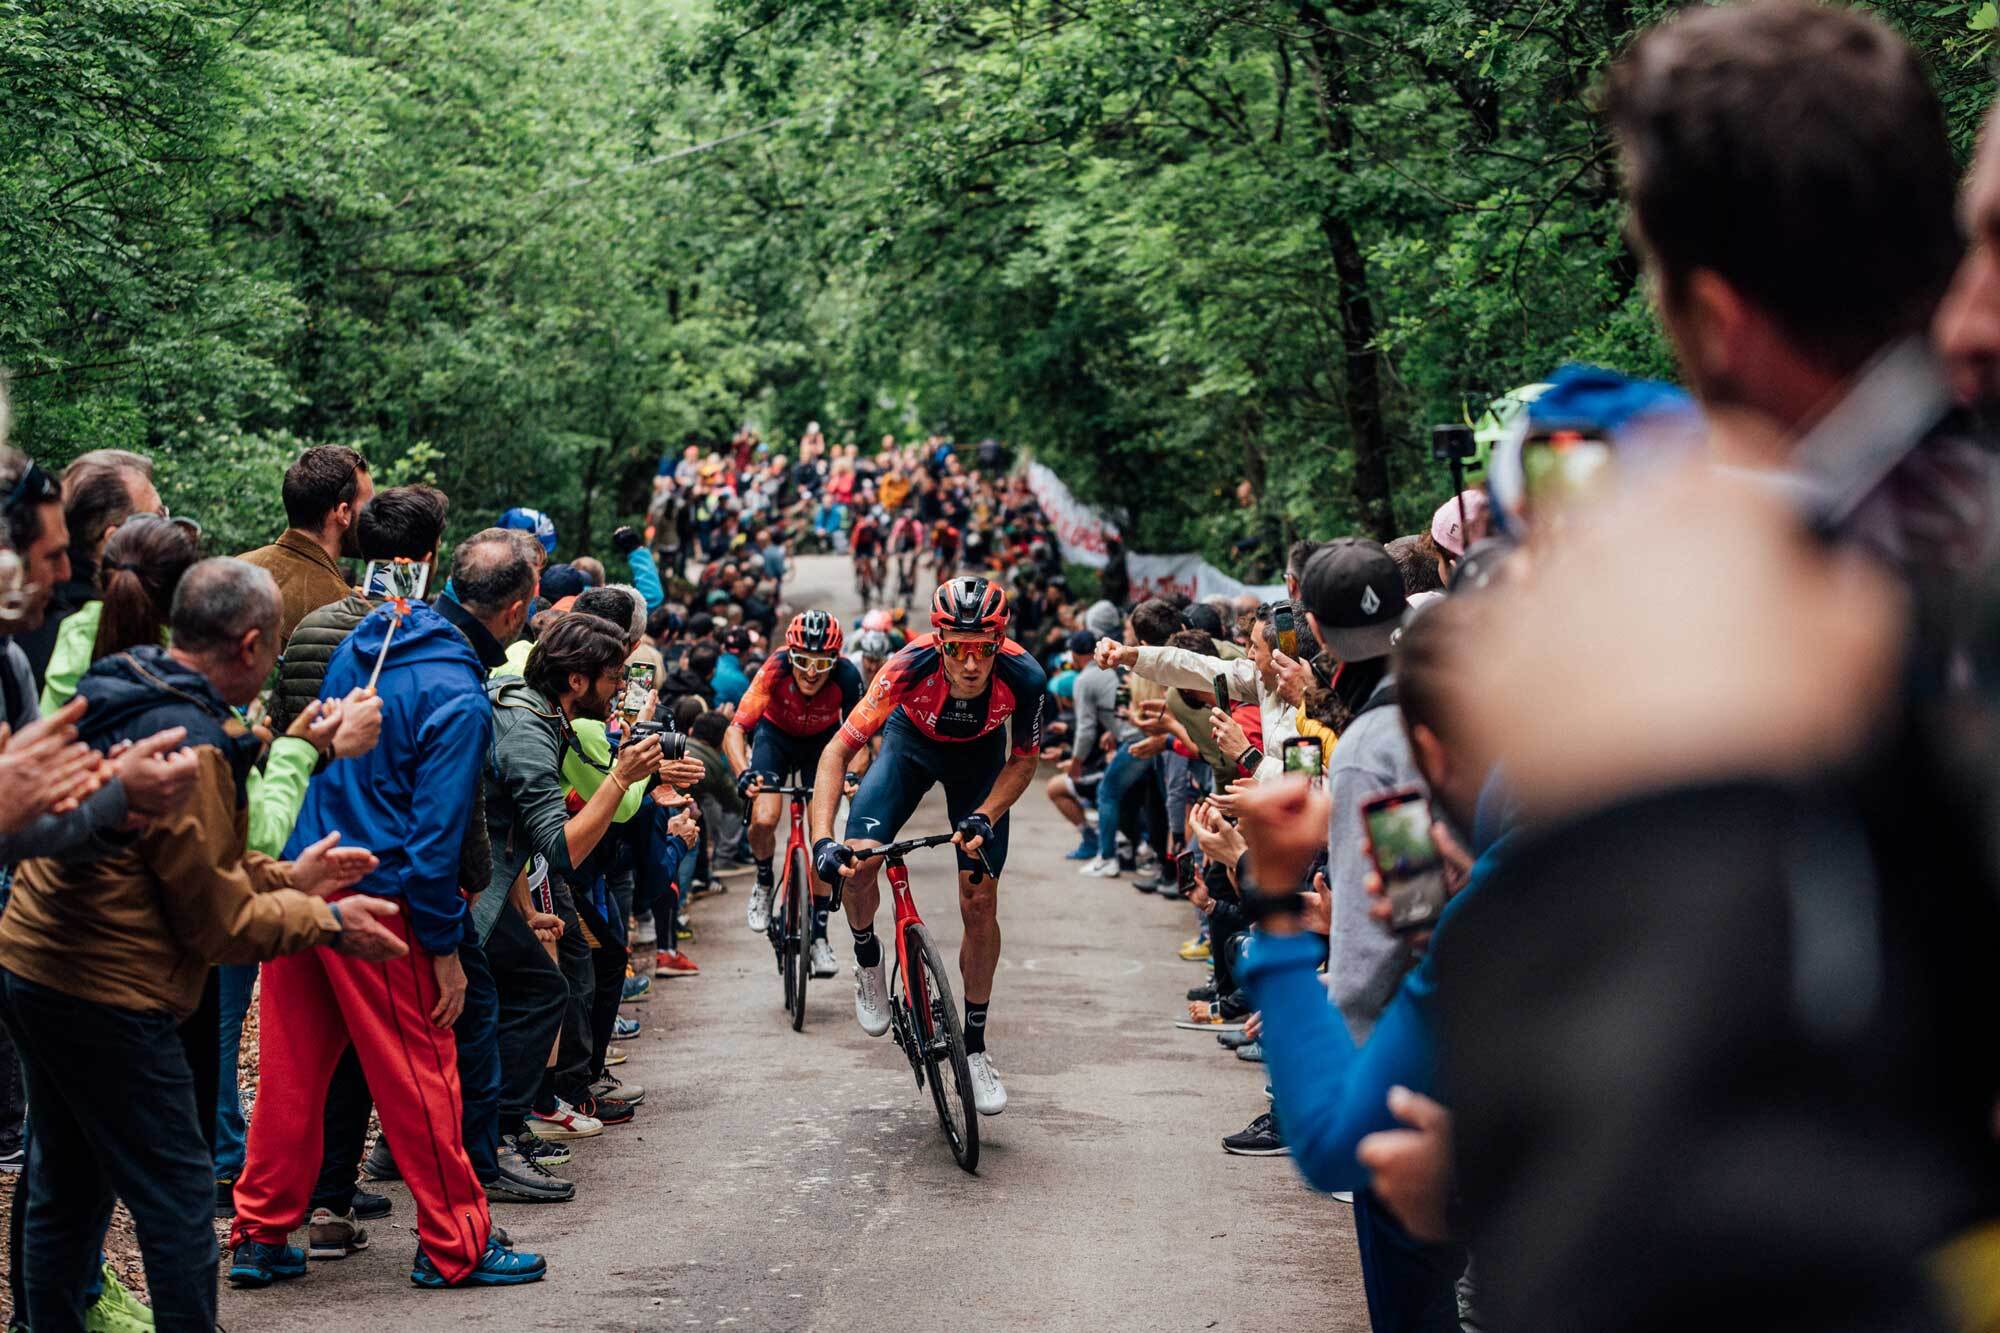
[[855, 629, 894, 659], [861, 608, 894, 632], [498, 506, 558, 553], [786, 609, 844, 655], [930, 575, 1008, 635]]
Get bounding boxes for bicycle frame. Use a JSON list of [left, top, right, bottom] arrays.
[[765, 784, 815, 924], [884, 855, 928, 1032]]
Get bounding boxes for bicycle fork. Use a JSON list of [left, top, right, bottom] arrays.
[[884, 856, 933, 1088]]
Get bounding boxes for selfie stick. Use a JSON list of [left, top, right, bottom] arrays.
[[1451, 454, 1469, 543], [364, 597, 411, 694]]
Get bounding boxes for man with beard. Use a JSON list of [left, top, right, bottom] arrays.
[[239, 446, 372, 645]]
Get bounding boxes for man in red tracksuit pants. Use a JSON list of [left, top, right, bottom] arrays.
[[229, 597, 544, 1289]]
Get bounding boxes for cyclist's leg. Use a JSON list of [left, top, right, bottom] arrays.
[[746, 723, 799, 927], [939, 731, 1009, 1009], [795, 728, 841, 942], [840, 716, 934, 949]]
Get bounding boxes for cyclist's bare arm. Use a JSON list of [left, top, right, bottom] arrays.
[[722, 724, 751, 777], [810, 731, 862, 845]]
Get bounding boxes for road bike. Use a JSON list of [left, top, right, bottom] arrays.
[[854, 551, 885, 606], [893, 548, 920, 604], [848, 832, 985, 1172], [758, 782, 819, 1031]]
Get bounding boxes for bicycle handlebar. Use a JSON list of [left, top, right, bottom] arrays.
[[848, 831, 996, 880], [756, 784, 813, 798]]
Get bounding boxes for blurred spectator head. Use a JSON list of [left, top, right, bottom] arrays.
[[1605, 0, 1957, 416], [95, 514, 200, 662], [0, 445, 69, 630], [540, 562, 588, 604], [1128, 597, 1181, 647], [1430, 491, 1491, 561], [1285, 538, 1326, 603], [169, 557, 282, 705], [1299, 538, 1407, 664], [282, 445, 372, 553], [449, 527, 538, 643], [689, 708, 730, 746], [1084, 599, 1123, 638], [1394, 593, 1487, 833], [572, 555, 606, 588], [61, 449, 159, 569], [1066, 628, 1097, 668], [356, 484, 447, 564], [525, 612, 627, 718], [1386, 535, 1446, 597], [574, 585, 644, 647], [687, 640, 719, 682], [1184, 601, 1225, 640]]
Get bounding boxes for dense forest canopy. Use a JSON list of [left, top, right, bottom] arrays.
[[2, 0, 1995, 573]]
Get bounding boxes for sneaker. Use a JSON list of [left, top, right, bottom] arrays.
[[810, 937, 838, 978], [1216, 1028, 1255, 1051], [512, 1129, 572, 1168], [85, 1262, 151, 1333], [966, 1051, 1007, 1116], [1235, 1040, 1265, 1063], [688, 877, 717, 898], [1187, 982, 1218, 1003], [621, 974, 652, 1004], [655, 949, 699, 977], [410, 1237, 546, 1288], [486, 1143, 575, 1204], [1175, 1004, 1246, 1032], [590, 1072, 644, 1106], [1178, 936, 1211, 962], [213, 1176, 236, 1219], [576, 1093, 634, 1127], [633, 913, 658, 949], [614, 1013, 640, 1039], [747, 879, 774, 931], [1078, 856, 1121, 878], [0, 1142, 23, 1174], [306, 1207, 369, 1260], [1064, 833, 1097, 860], [853, 960, 891, 1037], [526, 1099, 603, 1141], [353, 1188, 392, 1221], [677, 923, 696, 942], [227, 1240, 307, 1288], [360, 1137, 400, 1181], [1221, 1111, 1289, 1157]]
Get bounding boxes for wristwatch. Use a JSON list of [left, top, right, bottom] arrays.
[[1241, 889, 1308, 924]]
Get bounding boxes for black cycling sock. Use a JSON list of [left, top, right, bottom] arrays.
[[850, 924, 881, 969], [755, 857, 774, 887], [963, 1001, 990, 1055], [812, 902, 831, 941]]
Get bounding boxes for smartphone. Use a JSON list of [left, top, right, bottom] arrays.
[[361, 559, 430, 603], [1272, 600, 1299, 658], [1281, 735, 1323, 775], [1175, 851, 1198, 895], [1360, 786, 1447, 933], [1212, 674, 1231, 708], [1114, 674, 1132, 710], [621, 662, 656, 718]]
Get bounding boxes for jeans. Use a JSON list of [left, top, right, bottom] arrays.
[[1353, 1189, 1467, 1333], [0, 970, 218, 1333], [486, 899, 569, 1127], [213, 962, 257, 1178], [1160, 750, 1198, 854], [1096, 741, 1151, 861]]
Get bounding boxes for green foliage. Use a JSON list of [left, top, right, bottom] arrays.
[[0, 0, 1992, 575]]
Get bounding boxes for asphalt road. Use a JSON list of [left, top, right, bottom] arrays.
[[219, 554, 1362, 1333]]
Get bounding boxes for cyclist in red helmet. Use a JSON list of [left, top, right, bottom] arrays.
[[809, 575, 1047, 1116], [725, 610, 866, 977]]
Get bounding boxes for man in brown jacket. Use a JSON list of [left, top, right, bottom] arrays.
[[0, 557, 405, 1332], [238, 444, 372, 644]]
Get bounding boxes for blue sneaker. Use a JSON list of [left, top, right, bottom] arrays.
[[621, 974, 651, 1004], [228, 1241, 306, 1288], [410, 1238, 547, 1288], [614, 1015, 640, 1039], [1064, 832, 1097, 860]]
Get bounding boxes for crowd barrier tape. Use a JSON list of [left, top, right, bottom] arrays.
[[1024, 461, 1285, 603]]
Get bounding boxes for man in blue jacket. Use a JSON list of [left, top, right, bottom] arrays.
[[229, 593, 547, 1291]]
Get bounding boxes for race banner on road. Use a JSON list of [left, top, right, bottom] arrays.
[[1024, 461, 1284, 603]]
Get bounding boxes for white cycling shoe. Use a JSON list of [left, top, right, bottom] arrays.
[[966, 1052, 1007, 1116], [746, 881, 773, 933], [853, 960, 891, 1037], [811, 938, 838, 978]]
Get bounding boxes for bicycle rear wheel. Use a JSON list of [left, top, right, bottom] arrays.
[[787, 847, 812, 1031], [904, 921, 978, 1172]]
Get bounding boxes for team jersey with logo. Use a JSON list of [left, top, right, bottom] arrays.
[[851, 518, 882, 555], [732, 650, 864, 738], [838, 634, 1047, 757], [890, 516, 924, 553]]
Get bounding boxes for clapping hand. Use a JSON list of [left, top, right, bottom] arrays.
[[330, 896, 409, 962], [291, 831, 380, 897]]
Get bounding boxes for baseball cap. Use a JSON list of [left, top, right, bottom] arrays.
[[540, 563, 588, 602], [1067, 628, 1098, 656], [1429, 490, 1491, 557], [1299, 538, 1407, 663], [1084, 599, 1122, 638]]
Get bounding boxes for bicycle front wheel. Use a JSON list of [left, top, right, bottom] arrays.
[[905, 921, 978, 1172], [787, 846, 812, 1031]]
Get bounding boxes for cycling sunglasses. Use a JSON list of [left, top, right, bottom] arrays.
[[791, 652, 837, 674], [938, 638, 999, 662]]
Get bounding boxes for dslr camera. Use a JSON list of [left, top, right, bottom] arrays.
[[629, 718, 689, 763]]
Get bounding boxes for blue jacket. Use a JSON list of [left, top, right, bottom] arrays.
[[1242, 829, 1512, 1196], [711, 652, 750, 705], [283, 600, 490, 955]]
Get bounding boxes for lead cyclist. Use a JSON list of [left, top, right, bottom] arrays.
[[809, 576, 1047, 1115]]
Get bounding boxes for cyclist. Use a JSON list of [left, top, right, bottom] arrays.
[[850, 508, 884, 600], [726, 610, 865, 978], [929, 519, 962, 586], [810, 576, 1047, 1117], [889, 511, 925, 600], [852, 629, 894, 690]]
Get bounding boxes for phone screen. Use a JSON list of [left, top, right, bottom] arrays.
[[1282, 737, 1323, 775], [1521, 431, 1614, 514], [1273, 603, 1298, 658], [1364, 790, 1446, 932], [361, 559, 431, 603], [622, 663, 657, 717]]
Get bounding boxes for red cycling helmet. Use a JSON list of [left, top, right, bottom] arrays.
[[930, 575, 1008, 636], [786, 609, 844, 655]]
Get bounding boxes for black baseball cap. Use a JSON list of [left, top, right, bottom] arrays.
[[1299, 537, 1406, 662], [1067, 628, 1098, 656]]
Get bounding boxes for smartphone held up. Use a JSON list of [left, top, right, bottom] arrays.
[[1361, 786, 1448, 933]]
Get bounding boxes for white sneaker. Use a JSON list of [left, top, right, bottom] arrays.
[[747, 880, 773, 932], [811, 938, 838, 978], [526, 1098, 603, 1140], [966, 1052, 1007, 1115], [633, 912, 658, 950], [853, 960, 890, 1037], [1079, 856, 1121, 878]]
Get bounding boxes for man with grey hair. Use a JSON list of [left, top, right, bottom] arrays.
[[0, 556, 404, 1331]]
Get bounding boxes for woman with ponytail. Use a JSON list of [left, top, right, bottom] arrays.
[[39, 514, 200, 712]]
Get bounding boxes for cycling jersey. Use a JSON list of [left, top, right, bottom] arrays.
[[851, 521, 882, 556], [890, 518, 924, 554], [838, 634, 1046, 757], [733, 650, 864, 739], [932, 524, 961, 554]]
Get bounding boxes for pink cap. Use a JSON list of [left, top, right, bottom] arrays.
[[1430, 490, 1491, 557]]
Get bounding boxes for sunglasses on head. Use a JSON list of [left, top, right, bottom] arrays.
[[939, 638, 999, 662], [791, 652, 836, 674]]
